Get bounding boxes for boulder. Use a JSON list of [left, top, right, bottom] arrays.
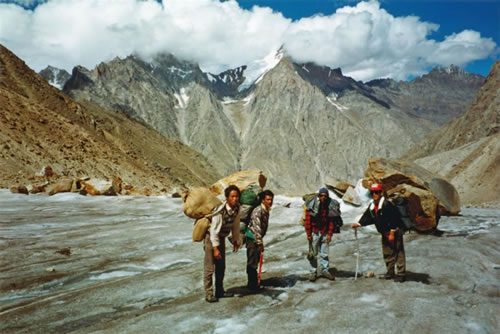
[[364, 158, 460, 215], [387, 184, 439, 232], [80, 179, 117, 196], [182, 187, 222, 219], [325, 178, 354, 197], [47, 179, 74, 195], [37, 165, 55, 178], [209, 170, 267, 195], [28, 182, 48, 194], [10, 185, 29, 195], [342, 186, 362, 206]]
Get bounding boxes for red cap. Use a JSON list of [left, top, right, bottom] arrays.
[[370, 183, 383, 192]]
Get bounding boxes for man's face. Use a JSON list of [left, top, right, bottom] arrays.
[[227, 190, 239, 208], [262, 195, 273, 210], [319, 193, 328, 203], [371, 190, 382, 202]]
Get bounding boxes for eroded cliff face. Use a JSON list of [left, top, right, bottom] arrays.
[[62, 51, 486, 194]]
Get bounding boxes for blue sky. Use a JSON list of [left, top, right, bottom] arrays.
[[0, 0, 497, 81]]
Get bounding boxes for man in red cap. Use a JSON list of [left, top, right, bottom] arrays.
[[352, 183, 406, 282]]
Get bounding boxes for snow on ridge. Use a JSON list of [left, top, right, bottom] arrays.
[[167, 66, 192, 79], [207, 73, 217, 83], [239, 48, 283, 91], [242, 93, 254, 105]]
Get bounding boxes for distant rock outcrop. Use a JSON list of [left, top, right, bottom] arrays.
[[38, 66, 71, 89]]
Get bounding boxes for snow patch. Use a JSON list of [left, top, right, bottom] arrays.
[[174, 87, 189, 109], [327, 96, 348, 111], [167, 66, 192, 79], [242, 93, 254, 105], [90, 270, 141, 280], [207, 73, 217, 83], [221, 97, 240, 104], [239, 48, 283, 91]]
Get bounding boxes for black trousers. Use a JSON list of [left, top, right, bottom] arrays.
[[246, 238, 260, 290]]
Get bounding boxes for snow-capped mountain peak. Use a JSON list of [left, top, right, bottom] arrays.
[[239, 48, 284, 91]]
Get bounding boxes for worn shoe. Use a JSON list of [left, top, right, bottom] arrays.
[[394, 275, 406, 283], [309, 273, 317, 282], [205, 295, 218, 303], [321, 271, 335, 281], [215, 291, 234, 298], [380, 272, 395, 280]]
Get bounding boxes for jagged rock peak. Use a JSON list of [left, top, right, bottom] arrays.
[[421, 64, 485, 83], [207, 65, 247, 84], [39, 65, 71, 90]]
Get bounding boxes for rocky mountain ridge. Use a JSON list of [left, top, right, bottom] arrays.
[[0, 44, 220, 194], [405, 61, 499, 205], [55, 51, 484, 193]]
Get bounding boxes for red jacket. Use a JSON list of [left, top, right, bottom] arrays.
[[304, 206, 334, 238]]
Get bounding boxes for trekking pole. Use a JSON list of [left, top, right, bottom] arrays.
[[257, 252, 264, 286], [354, 228, 360, 281]]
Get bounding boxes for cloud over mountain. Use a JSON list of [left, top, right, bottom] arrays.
[[0, 0, 496, 81]]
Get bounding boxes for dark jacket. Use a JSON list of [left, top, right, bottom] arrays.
[[359, 197, 403, 234]]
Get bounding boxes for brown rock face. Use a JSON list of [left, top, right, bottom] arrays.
[[364, 158, 460, 215], [388, 184, 439, 232], [0, 44, 219, 195], [363, 158, 462, 232]]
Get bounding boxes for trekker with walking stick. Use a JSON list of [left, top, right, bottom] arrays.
[[352, 183, 406, 282], [304, 188, 343, 282], [244, 190, 274, 291]]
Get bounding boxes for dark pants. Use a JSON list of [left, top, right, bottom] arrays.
[[246, 238, 260, 290], [204, 234, 226, 298], [381, 229, 406, 276]]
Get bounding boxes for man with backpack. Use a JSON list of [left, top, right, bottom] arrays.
[[244, 190, 274, 291], [351, 183, 406, 282], [204, 185, 241, 303], [304, 187, 342, 282]]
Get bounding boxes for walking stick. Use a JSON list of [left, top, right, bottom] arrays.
[[354, 228, 360, 281], [257, 252, 264, 286]]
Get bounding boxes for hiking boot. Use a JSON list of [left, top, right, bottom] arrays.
[[247, 285, 262, 293], [309, 273, 317, 282], [394, 275, 406, 283], [205, 295, 218, 303], [321, 271, 335, 281], [380, 272, 395, 280], [215, 291, 234, 298]]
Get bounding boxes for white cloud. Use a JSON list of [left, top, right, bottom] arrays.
[[0, 0, 496, 81]]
